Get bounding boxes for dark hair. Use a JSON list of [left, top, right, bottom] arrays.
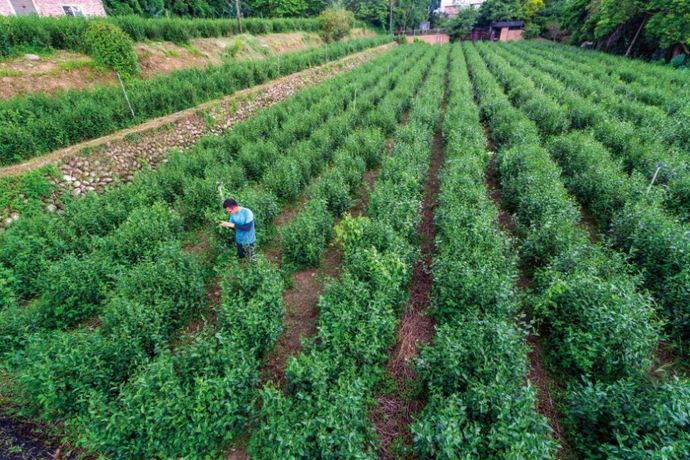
[[223, 199, 238, 209]]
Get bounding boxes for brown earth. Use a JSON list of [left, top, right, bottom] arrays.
[[0, 29, 375, 100], [526, 335, 572, 458], [371, 122, 444, 459]]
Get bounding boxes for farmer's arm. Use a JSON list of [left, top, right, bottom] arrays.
[[234, 221, 253, 231]]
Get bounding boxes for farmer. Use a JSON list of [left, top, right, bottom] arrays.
[[220, 199, 256, 261]]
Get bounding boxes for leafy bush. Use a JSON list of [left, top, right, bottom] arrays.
[[98, 202, 183, 263], [281, 199, 334, 268], [33, 252, 114, 330], [84, 21, 139, 77], [319, 6, 355, 43], [565, 378, 690, 458], [413, 385, 556, 459], [312, 170, 352, 216], [0, 266, 18, 311], [533, 245, 661, 382]]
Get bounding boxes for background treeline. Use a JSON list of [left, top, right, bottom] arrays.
[[444, 0, 688, 62], [104, 0, 430, 32]]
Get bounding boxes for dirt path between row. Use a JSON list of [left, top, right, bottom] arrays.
[[371, 119, 444, 459], [0, 43, 394, 181]]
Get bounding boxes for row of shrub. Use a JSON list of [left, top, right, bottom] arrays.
[[511, 42, 689, 153], [247, 45, 449, 457], [499, 42, 690, 219], [523, 40, 689, 111], [280, 47, 437, 268], [0, 35, 392, 165], [0, 46, 421, 457], [479, 43, 690, 351], [411, 44, 557, 458], [0, 15, 320, 57], [467, 42, 690, 458], [0, 44, 409, 353], [69, 45, 432, 458]]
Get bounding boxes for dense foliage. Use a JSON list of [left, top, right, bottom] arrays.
[[84, 21, 140, 77], [249, 44, 446, 457], [319, 6, 356, 43], [412, 44, 556, 458], [466, 40, 690, 458]]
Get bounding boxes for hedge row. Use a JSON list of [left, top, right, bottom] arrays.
[[498, 43, 690, 219], [479, 43, 690, 350], [412, 44, 557, 459], [280, 47, 435, 269], [0, 44, 408, 350], [0, 15, 320, 56], [0, 46, 422, 457], [248, 45, 448, 458], [468, 42, 690, 458], [0, 35, 392, 165], [465, 41, 660, 384]]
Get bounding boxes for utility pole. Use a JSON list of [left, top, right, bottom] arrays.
[[235, 0, 242, 33], [389, 0, 393, 34]]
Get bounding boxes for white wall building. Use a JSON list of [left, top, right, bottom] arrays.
[[437, 0, 484, 18]]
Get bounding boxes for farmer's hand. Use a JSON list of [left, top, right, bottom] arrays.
[[220, 222, 235, 228]]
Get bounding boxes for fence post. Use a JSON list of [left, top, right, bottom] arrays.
[[116, 72, 136, 120]]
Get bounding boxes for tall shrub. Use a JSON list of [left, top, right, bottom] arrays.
[[84, 21, 140, 78], [319, 6, 354, 43]]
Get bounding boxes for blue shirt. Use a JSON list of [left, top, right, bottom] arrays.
[[229, 207, 256, 245]]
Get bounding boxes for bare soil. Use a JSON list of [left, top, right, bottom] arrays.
[[371, 124, 444, 459], [0, 413, 76, 460], [526, 335, 572, 458]]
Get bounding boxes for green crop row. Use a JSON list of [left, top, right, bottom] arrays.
[[411, 44, 557, 459], [468, 42, 690, 458], [280, 46, 438, 270], [0, 45, 431, 457], [487, 42, 690, 223], [280, 128, 384, 268], [0, 35, 392, 166], [506, 42, 689, 157], [477, 43, 690, 352], [0, 15, 320, 57], [248, 46, 449, 458], [523, 40, 690, 99], [466, 41, 660, 384]]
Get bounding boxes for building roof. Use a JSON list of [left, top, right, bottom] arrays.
[[490, 21, 524, 28]]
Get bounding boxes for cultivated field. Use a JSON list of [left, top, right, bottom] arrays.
[[1, 41, 689, 459]]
